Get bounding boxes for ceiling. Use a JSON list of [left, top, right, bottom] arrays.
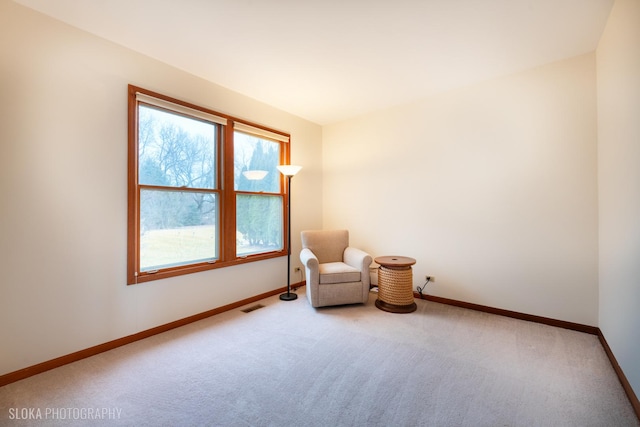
[[14, 0, 613, 125]]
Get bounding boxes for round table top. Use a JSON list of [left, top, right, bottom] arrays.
[[374, 256, 416, 267]]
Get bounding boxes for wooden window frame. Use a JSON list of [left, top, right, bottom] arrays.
[[127, 85, 290, 285]]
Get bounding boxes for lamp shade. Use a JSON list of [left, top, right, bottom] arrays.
[[242, 170, 268, 180], [276, 165, 302, 176]]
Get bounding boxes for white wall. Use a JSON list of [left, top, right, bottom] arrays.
[[323, 53, 599, 326], [0, 0, 322, 376], [597, 0, 640, 400]]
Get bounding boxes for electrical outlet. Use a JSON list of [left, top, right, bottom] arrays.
[[425, 275, 435, 282]]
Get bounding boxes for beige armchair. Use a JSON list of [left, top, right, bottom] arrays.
[[300, 229, 372, 308]]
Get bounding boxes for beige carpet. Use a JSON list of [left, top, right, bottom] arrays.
[[1, 288, 638, 426]]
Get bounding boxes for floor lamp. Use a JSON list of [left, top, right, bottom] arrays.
[[277, 164, 302, 301]]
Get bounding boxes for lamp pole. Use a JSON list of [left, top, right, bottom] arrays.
[[277, 165, 302, 301]]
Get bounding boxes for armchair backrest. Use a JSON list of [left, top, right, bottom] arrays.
[[301, 229, 349, 264]]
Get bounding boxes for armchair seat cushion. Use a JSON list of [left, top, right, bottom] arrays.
[[319, 262, 361, 284]]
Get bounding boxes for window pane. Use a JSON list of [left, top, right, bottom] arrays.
[[140, 189, 218, 271], [234, 131, 280, 193], [139, 105, 216, 189], [236, 195, 283, 256]]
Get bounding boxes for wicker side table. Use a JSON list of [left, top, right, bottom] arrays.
[[374, 256, 417, 313]]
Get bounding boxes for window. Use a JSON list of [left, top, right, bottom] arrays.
[[234, 130, 283, 256], [128, 85, 290, 284]]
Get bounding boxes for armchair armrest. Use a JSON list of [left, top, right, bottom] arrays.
[[300, 248, 319, 284], [300, 247, 319, 268], [344, 247, 372, 270], [344, 247, 373, 286]]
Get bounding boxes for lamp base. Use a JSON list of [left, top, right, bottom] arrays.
[[279, 292, 298, 301]]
